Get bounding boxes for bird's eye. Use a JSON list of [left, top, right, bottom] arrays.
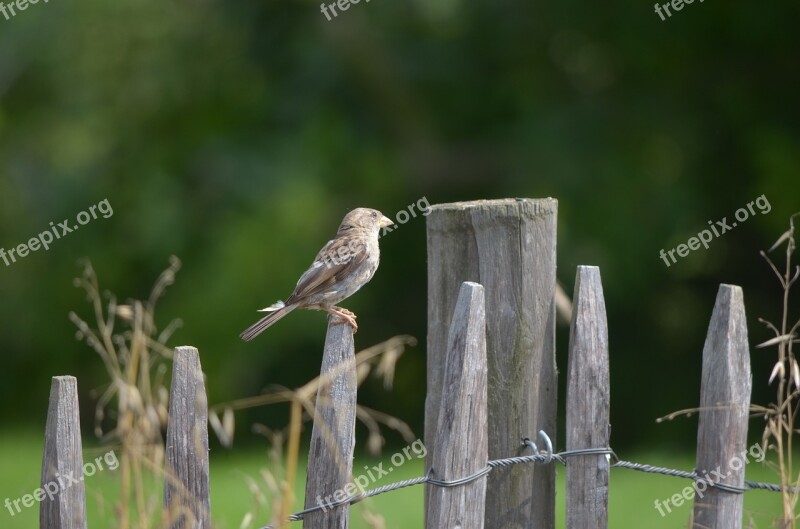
[[371, 211, 377, 218]]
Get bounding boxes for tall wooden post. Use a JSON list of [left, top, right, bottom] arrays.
[[692, 284, 751, 529], [426, 198, 558, 528], [566, 266, 610, 529], [303, 319, 357, 529], [40, 376, 87, 529], [164, 346, 211, 529], [426, 282, 488, 528]]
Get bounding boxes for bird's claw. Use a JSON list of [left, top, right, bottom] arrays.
[[328, 307, 358, 333]]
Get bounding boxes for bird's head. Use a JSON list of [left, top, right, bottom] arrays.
[[337, 208, 394, 234]]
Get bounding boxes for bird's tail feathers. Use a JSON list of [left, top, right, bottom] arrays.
[[258, 300, 286, 312], [240, 303, 296, 341]]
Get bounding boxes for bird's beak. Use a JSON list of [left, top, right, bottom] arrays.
[[379, 215, 394, 228]]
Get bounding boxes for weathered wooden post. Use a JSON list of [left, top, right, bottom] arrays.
[[40, 376, 87, 529], [164, 346, 211, 529], [692, 284, 752, 528], [426, 282, 488, 528], [566, 266, 610, 529], [426, 198, 558, 528], [303, 319, 357, 529]]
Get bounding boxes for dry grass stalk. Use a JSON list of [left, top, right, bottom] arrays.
[[757, 213, 800, 529], [70, 256, 183, 529]]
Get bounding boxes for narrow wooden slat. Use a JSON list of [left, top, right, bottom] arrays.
[[164, 346, 211, 529], [692, 284, 751, 529], [426, 198, 558, 528], [566, 266, 610, 529], [425, 282, 488, 529], [40, 376, 87, 529], [303, 319, 357, 529]]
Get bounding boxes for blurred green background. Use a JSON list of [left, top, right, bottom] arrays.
[[1, 0, 799, 526]]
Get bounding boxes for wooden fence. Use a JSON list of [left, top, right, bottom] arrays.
[[35, 198, 757, 529]]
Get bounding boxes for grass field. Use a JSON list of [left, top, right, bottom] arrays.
[[0, 429, 788, 528]]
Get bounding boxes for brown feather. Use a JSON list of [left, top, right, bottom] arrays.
[[239, 304, 297, 341], [289, 233, 369, 302]]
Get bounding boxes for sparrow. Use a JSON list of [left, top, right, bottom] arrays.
[[240, 207, 394, 341]]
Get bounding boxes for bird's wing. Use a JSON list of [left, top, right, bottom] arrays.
[[288, 235, 368, 302]]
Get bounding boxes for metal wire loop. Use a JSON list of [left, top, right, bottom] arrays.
[[537, 430, 554, 464], [427, 465, 492, 488]]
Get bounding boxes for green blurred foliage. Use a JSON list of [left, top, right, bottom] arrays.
[[0, 0, 798, 453]]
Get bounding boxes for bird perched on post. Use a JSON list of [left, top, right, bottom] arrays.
[[240, 207, 394, 341]]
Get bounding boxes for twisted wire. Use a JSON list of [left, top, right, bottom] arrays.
[[260, 430, 790, 529]]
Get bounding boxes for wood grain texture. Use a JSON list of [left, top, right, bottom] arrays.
[[566, 266, 610, 529], [40, 376, 87, 529], [164, 346, 211, 529], [303, 319, 357, 529], [426, 198, 558, 529], [692, 285, 751, 529], [425, 282, 488, 529]]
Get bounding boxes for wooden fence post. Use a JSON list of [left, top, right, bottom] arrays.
[[164, 346, 211, 529], [425, 282, 488, 529], [40, 376, 87, 529], [692, 284, 752, 529], [303, 319, 357, 529], [426, 198, 558, 528], [566, 266, 610, 529]]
